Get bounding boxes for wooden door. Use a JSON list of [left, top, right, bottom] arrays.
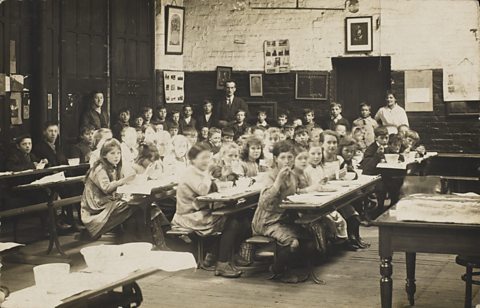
[[110, 0, 154, 118], [332, 57, 391, 121], [60, 0, 108, 145]]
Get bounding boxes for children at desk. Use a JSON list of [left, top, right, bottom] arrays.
[[6, 135, 47, 171], [163, 135, 190, 178], [172, 143, 250, 278], [69, 125, 95, 164], [210, 143, 243, 181], [240, 135, 264, 177]]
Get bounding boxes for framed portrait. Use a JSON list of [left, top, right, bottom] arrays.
[[345, 16, 373, 53], [216, 66, 232, 90], [165, 5, 185, 55], [295, 72, 328, 101], [249, 74, 263, 96]]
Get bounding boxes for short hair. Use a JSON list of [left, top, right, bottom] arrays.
[[168, 122, 179, 129], [302, 108, 314, 116], [225, 80, 236, 86], [388, 134, 403, 146], [182, 104, 193, 112], [208, 127, 222, 138], [374, 126, 389, 137], [93, 128, 113, 148], [257, 110, 267, 116], [79, 125, 95, 135], [359, 102, 371, 110], [278, 112, 288, 118], [43, 121, 59, 131], [334, 123, 347, 130], [219, 142, 240, 158], [222, 127, 234, 137], [142, 123, 156, 133], [405, 130, 420, 142], [141, 106, 153, 113], [320, 130, 339, 143], [272, 140, 295, 158], [386, 90, 396, 98], [398, 124, 410, 131], [118, 107, 131, 115], [188, 142, 211, 161], [294, 126, 309, 137], [136, 142, 160, 165], [330, 102, 342, 109], [236, 108, 246, 115], [202, 99, 213, 106], [171, 110, 180, 115], [241, 136, 264, 161], [251, 125, 266, 132], [156, 104, 167, 111], [338, 136, 358, 153], [14, 134, 32, 145]]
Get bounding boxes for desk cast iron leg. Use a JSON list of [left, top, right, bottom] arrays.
[[380, 256, 393, 308], [46, 190, 66, 256], [406, 252, 416, 306]]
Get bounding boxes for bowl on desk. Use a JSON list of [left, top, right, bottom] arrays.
[[34, 263, 70, 293], [216, 181, 233, 192], [67, 158, 80, 166], [81, 245, 123, 272], [384, 154, 400, 164], [344, 172, 357, 181]]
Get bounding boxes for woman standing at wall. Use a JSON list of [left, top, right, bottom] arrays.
[[374, 91, 409, 133]]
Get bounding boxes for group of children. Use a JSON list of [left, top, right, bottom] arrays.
[[1, 96, 427, 283]]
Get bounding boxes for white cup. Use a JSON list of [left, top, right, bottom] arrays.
[[68, 158, 80, 166]]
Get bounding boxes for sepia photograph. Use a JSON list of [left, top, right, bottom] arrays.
[[0, 0, 478, 307]]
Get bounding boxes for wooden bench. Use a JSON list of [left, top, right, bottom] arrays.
[[0, 195, 82, 256], [166, 228, 222, 270], [245, 236, 277, 261]]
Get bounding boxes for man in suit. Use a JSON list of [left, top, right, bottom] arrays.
[[34, 121, 68, 167], [216, 80, 249, 127], [196, 99, 216, 129], [80, 91, 109, 130]]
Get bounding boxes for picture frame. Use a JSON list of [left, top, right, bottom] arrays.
[[165, 5, 185, 55], [446, 101, 480, 117], [295, 72, 328, 101], [249, 74, 263, 97], [345, 16, 373, 53], [216, 66, 232, 90]]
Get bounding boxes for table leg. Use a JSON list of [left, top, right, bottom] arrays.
[[380, 256, 393, 308], [406, 252, 417, 306], [46, 190, 66, 256]]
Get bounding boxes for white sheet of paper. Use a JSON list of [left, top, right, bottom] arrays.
[[406, 87, 430, 103]]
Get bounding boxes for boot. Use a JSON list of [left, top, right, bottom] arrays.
[[214, 261, 242, 278]]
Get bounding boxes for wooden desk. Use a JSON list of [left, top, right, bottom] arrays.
[[372, 207, 480, 308], [280, 175, 381, 217], [197, 188, 261, 216], [0, 164, 89, 182], [13, 176, 85, 256]]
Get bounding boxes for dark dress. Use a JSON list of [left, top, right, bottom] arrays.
[[81, 108, 109, 130], [5, 149, 39, 172]]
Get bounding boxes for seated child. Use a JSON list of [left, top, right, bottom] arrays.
[[231, 109, 249, 141], [120, 127, 139, 172], [81, 139, 144, 241], [168, 122, 180, 137], [169, 110, 181, 128], [401, 129, 426, 157], [360, 126, 389, 175], [163, 134, 190, 178], [69, 125, 95, 163], [250, 125, 266, 141], [112, 108, 131, 140], [141, 106, 153, 126], [256, 110, 269, 128], [352, 126, 367, 153], [133, 115, 144, 129], [89, 128, 113, 167], [6, 135, 46, 171], [334, 123, 348, 139], [172, 143, 250, 278], [143, 124, 157, 143], [179, 104, 196, 133], [198, 126, 210, 142], [283, 123, 295, 140], [222, 127, 235, 144], [240, 135, 264, 177], [302, 108, 318, 131], [309, 127, 323, 144], [156, 130, 172, 160], [292, 117, 303, 127], [206, 127, 222, 154], [210, 143, 243, 182], [293, 126, 310, 151], [397, 124, 410, 139], [338, 137, 359, 172], [182, 126, 198, 147], [276, 112, 288, 129], [154, 105, 168, 128], [133, 142, 164, 179], [352, 103, 378, 146], [328, 102, 350, 131]]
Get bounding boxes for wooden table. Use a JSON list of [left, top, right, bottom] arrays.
[[0, 164, 89, 182], [196, 188, 261, 216], [13, 176, 85, 256], [371, 206, 480, 308], [280, 175, 381, 219]]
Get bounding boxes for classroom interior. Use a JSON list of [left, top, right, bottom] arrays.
[[0, 0, 479, 307]]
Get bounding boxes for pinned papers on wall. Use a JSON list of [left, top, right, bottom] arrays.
[[264, 39, 290, 74], [404, 70, 433, 112], [9, 40, 16, 74], [10, 92, 22, 125], [443, 59, 480, 102], [163, 71, 184, 104], [10, 74, 24, 91]]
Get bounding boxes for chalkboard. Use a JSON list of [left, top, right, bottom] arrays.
[[295, 73, 328, 100]]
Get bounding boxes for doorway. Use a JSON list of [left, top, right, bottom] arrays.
[[332, 57, 391, 121]]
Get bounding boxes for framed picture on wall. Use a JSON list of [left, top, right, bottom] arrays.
[[249, 74, 263, 96], [216, 66, 232, 90], [165, 5, 185, 55], [345, 16, 373, 53], [295, 72, 328, 100], [446, 101, 480, 116]]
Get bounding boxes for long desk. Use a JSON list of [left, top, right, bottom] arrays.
[[372, 204, 480, 308], [197, 187, 261, 216]]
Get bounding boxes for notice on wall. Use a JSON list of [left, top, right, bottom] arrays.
[[9, 40, 16, 74], [23, 92, 30, 120], [163, 71, 184, 104], [10, 92, 22, 125], [404, 70, 433, 112], [443, 59, 480, 102], [47, 93, 53, 110], [264, 39, 290, 74]]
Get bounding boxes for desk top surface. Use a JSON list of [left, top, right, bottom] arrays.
[[0, 164, 89, 181]]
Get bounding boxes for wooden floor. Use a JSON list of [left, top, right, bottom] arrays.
[[1, 226, 478, 308]]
